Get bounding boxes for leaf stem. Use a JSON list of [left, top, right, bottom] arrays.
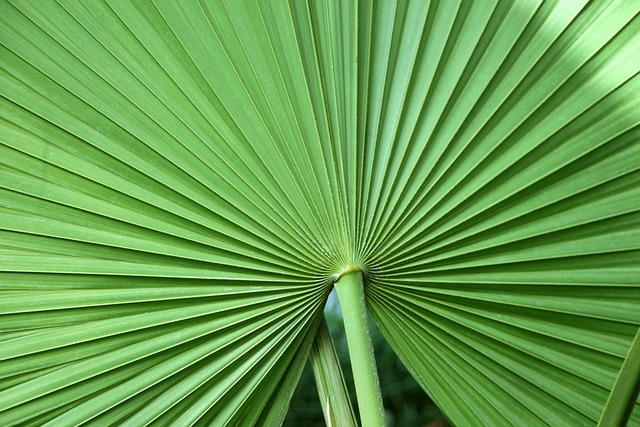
[[334, 268, 385, 427], [598, 326, 640, 427]]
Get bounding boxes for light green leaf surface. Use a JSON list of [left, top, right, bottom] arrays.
[[1, 0, 638, 426]]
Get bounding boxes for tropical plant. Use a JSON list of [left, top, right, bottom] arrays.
[[1, 0, 639, 426]]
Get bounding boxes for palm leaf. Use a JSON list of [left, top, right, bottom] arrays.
[[1, 0, 639, 426]]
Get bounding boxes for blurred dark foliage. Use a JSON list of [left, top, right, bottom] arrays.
[[283, 301, 448, 427]]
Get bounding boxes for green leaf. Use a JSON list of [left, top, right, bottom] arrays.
[[1, 0, 639, 425]]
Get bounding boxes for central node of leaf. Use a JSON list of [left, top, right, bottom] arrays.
[[331, 263, 362, 284]]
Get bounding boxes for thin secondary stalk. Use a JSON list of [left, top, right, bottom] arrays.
[[334, 267, 385, 427], [598, 326, 640, 427], [310, 317, 357, 427]]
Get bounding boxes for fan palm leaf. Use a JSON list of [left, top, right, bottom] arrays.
[[1, 0, 638, 425]]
